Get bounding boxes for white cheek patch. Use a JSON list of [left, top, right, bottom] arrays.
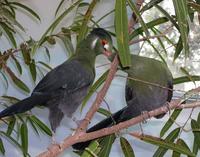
[[91, 38, 98, 49], [104, 44, 109, 50]]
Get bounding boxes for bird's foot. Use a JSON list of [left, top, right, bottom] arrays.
[[72, 117, 91, 127], [141, 111, 150, 124], [115, 129, 129, 138], [49, 134, 62, 149]]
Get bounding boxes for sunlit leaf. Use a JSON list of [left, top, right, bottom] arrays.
[[115, 0, 131, 67], [120, 137, 135, 157]]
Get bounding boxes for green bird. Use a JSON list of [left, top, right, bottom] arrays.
[[72, 54, 173, 150], [0, 28, 113, 132]]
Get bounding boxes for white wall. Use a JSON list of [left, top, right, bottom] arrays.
[[0, 0, 199, 157]]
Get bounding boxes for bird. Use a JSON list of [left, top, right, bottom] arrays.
[[72, 54, 173, 150], [0, 28, 113, 132]]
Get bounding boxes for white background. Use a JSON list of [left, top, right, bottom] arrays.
[[0, 0, 199, 157]]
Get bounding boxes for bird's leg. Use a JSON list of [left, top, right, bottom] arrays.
[[140, 111, 150, 135], [165, 102, 171, 115]]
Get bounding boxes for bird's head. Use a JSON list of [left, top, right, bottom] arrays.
[[89, 28, 113, 57]]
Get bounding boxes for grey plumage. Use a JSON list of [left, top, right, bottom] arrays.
[[0, 28, 113, 132]]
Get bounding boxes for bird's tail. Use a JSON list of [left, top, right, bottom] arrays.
[[0, 94, 48, 118], [72, 107, 126, 150]]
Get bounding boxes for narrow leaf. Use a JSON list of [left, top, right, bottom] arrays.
[[11, 55, 22, 74], [77, 0, 98, 43], [29, 115, 52, 136], [172, 138, 191, 157], [6, 118, 16, 136], [81, 141, 100, 157], [20, 123, 28, 155], [0, 138, 5, 155], [120, 137, 135, 157], [160, 109, 182, 137], [55, 0, 65, 16], [180, 67, 196, 85], [115, 0, 131, 67], [191, 119, 200, 149], [9, 2, 41, 21], [29, 59, 37, 82], [154, 128, 180, 157], [97, 108, 111, 117], [173, 76, 200, 85]]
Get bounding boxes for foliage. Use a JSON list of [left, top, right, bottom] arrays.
[[0, 0, 200, 156]]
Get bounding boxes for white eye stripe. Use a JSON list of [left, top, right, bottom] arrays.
[[104, 44, 109, 50]]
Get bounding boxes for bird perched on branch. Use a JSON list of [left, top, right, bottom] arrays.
[[0, 28, 113, 132], [72, 54, 173, 150]]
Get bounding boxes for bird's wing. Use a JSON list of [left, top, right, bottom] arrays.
[[33, 59, 95, 94]]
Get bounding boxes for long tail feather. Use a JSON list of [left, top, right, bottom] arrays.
[[0, 94, 48, 118]]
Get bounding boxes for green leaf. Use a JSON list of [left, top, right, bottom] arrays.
[[37, 61, 52, 70], [129, 17, 169, 40], [77, 0, 98, 43], [29, 59, 37, 82], [11, 55, 22, 75], [33, 0, 83, 54], [27, 117, 40, 136], [172, 138, 191, 157], [173, 75, 200, 84], [0, 23, 17, 48], [98, 134, 116, 157], [141, 0, 164, 12], [0, 71, 9, 90], [0, 138, 5, 155], [9, 2, 41, 21], [6, 118, 16, 136], [173, 36, 183, 61], [172, 0, 189, 57], [20, 43, 31, 65], [0, 131, 24, 155], [20, 123, 28, 155], [180, 67, 196, 85], [192, 138, 199, 155], [115, 0, 131, 67], [6, 66, 30, 93], [154, 128, 180, 157], [155, 4, 179, 30], [141, 133, 195, 157], [160, 109, 182, 137], [55, 34, 74, 56], [29, 115, 52, 136], [120, 137, 135, 157], [44, 47, 51, 61], [191, 119, 200, 149], [55, 0, 65, 16], [81, 141, 100, 157], [97, 108, 111, 117], [127, 0, 149, 37], [81, 70, 108, 111]]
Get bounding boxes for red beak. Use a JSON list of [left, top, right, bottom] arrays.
[[103, 50, 112, 57]]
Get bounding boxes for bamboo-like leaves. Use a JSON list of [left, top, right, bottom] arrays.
[[172, 0, 189, 58], [81, 141, 100, 157], [120, 137, 135, 157], [20, 123, 28, 155], [77, 0, 98, 43], [115, 0, 131, 67]]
